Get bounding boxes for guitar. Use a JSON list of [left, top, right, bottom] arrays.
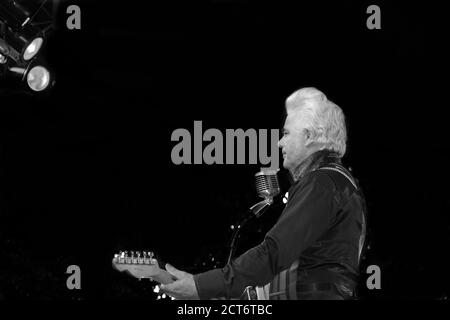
[[112, 251, 176, 284], [112, 250, 270, 300]]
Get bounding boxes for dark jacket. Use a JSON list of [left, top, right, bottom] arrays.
[[194, 150, 367, 299]]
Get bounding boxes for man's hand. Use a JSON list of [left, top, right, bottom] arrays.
[[159, 264, 200, 300]]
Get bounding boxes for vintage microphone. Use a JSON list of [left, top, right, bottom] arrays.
[[251, 169, 281, 217], [227, 168, 280, 264]]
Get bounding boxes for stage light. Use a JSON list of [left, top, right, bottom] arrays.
[[1, 59, 53, 93], [6, 24, 44, 61], [27, 65, 50, 91], [0, 1, 55, 93], [23, 36, 43, 61], [0, 1, 49, 62], [1, 25, 44, 62]]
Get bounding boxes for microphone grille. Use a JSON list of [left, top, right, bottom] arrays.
[[255, 168, 280, 199]]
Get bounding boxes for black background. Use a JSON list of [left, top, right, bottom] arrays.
[[1, 0, 447, 300]]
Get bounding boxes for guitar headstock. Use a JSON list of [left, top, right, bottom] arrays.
[[112, 251, 175, 284]]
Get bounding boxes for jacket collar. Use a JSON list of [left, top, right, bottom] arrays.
[[291, 149, 341, 182]]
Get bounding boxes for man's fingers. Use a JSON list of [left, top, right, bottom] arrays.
[[159, 283, 173, 293], [160, 283, 180, 299], [165, 263, 187, 279]]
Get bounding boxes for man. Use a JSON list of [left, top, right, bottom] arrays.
[[160, 87, 367, 300]]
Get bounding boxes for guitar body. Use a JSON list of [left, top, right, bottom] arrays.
[[242, 285, 270, 300]]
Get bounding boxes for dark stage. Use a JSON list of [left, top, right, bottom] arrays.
[[0, 0, 447, 301]]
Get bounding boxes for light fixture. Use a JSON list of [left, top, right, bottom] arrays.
[[0, 1, 46, 62], [5, 24, 44, 62], [23, 36, 43, 60], [27, 65, 50, 91], [0, 0, 54, 93], [1, 58, 53, 92]]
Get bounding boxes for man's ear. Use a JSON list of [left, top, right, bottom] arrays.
[[304, 129, 315, 146]]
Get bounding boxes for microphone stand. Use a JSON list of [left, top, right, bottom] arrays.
[[226, 198, 273, 265]]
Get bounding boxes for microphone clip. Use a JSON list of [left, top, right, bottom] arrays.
[[249, 198, 273, 219]]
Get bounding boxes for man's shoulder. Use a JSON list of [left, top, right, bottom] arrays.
[[295, 169, 337, 192], [285, 170, 338, 208], [315, 164, 358, 193]]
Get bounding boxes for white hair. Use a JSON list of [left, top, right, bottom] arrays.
[[285, 87, 347, 157]]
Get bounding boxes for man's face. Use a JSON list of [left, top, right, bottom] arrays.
[[278, 113, 309, 171]]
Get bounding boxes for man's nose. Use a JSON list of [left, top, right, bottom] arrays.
[[277, 137, 284, 149]]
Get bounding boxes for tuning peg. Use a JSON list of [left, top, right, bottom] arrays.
[[143, 252, 150, 264], [148, 252, 156, 265], [136, 252, 143, 264], [118, 251, 125, 263], [125, 251, 132, 264]]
